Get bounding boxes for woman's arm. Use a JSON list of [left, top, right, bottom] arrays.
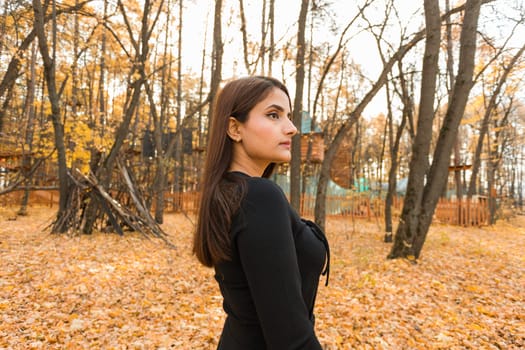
[[236, 179, 323, 350]]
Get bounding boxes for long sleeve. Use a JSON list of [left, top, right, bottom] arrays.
[[235, 179, 322, 350]]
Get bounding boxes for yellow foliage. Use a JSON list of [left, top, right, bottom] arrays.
[[65, 119, 93, 174]]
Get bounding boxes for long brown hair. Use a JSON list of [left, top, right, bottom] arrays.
[[193, 76, 292, 267]]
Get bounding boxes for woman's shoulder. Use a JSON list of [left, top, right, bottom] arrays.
[[245, 177, 287, 202], [230, 177, 291, 238]]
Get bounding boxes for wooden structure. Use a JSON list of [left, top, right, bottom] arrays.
[[0, 150, 24, 172], [3, 190, 489, 228], [300, 132, 324, 163], [0, 190, 58, 207], [330, 131, 354, 189], [433, 196, 488, 226], [0, 142, 25, 190]]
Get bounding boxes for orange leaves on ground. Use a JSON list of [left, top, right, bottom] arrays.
[[0, 207, 524, 349]]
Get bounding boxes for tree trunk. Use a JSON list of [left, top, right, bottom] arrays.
[[290, 0, 309, 211], [0, 0, 7, 59], [487, 157, 497, 224], [267, 0, 275, 76], [384, 82, 395, 241], [72, 0, 79, 119], [152, 0, 174, 224], [103, 0, 162, 177], [0, 31, 36, 133], [487, 95, 513, 223], [385, 61, 411, 242], [446, 0, 464, 223], [387, 0, 441, 259], [0, 1, 89, 133], [33, 0, 71, 229], [18, 42, 38, 216], [98, 0, 108, 134], [467, 43, 525, 198], [197, 21, 208, 183], [174, 0, 184, 203], [82, 0, 108, 234], [314, 18, 430, 231], [302, 12, 359, 207], [390, 0, 482, 260], [82, 0, 163, 233], [260, 0, 267, 75], [207, 0, 223, 134]]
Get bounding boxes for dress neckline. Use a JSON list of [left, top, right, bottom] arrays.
[[228, 171, 252, 178]]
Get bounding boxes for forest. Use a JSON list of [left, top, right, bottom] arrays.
[[1, 0, 525, 348], [0, 0, 524, 252]]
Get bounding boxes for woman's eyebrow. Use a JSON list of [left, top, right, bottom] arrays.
[[265, 104, 285, 112]]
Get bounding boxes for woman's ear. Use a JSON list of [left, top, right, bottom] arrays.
[[227, 117, 242, 142]]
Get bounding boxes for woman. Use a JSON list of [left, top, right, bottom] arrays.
[[193, 76, 329, 349]]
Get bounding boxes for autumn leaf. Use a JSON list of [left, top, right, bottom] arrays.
[[0, 207, 524, 349]]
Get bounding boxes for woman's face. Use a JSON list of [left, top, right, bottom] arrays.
[[229, 87, 298, 176]]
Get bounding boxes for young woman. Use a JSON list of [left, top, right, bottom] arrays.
[[193, 76, 329, 349]]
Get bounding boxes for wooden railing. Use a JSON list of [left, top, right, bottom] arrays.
[[298, 194, 404, 219], [164, 191, 201, 213], [0, 190, 58, 207], [433, 197, 489, 226], [1, 190, 489, 227]]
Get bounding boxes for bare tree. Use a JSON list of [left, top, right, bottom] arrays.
[[17, 42, 38, 216], [0, 1, 92, 133], [388, 0, 441, 256], [96, 0, 108, 141], [290, 0, 309, 211], [314, 11, 426, 230], [32, 0, 71, 230], [0, 0, 8, 59], [174, 0, 184, 198], [207, 0, 223, 133], [238, 0, 252, 74], [78, 0, 165, 234], [358, 0, 410, 241], [467, 43, 525, 198], [259, 0, 267, 75], [267, 0, 275, 75], [384, 60, 413, 242], [486, 97, 515, 222], [150, 0, 174, 224], [389, 0, 483, 260]]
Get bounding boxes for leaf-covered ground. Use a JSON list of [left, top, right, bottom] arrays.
[[0, 207, 523, 349]]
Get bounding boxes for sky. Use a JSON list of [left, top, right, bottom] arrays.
[[179, 0, 524, 118], [181, 0, 422, 77], [179, 1, 422, 118]]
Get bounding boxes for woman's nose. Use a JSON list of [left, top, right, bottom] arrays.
[[285, 117, 298, 136]]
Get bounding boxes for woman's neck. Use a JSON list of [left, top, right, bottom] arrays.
[[228, 159, 266, 177]]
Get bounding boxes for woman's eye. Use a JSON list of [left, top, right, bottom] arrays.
[[267, 112, 279, 119]]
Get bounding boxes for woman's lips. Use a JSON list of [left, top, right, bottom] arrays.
[[279, 141, 291, 149]]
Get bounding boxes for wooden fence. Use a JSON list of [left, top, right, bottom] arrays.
[[433, 196, 489, 226], [1, 190, 489, 227], [0, 190, 58, 207]]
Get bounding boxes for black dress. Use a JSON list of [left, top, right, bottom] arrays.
[[214, 174, 330, 350]]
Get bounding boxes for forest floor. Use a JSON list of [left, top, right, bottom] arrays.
[[0, 206, 523, 349]]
